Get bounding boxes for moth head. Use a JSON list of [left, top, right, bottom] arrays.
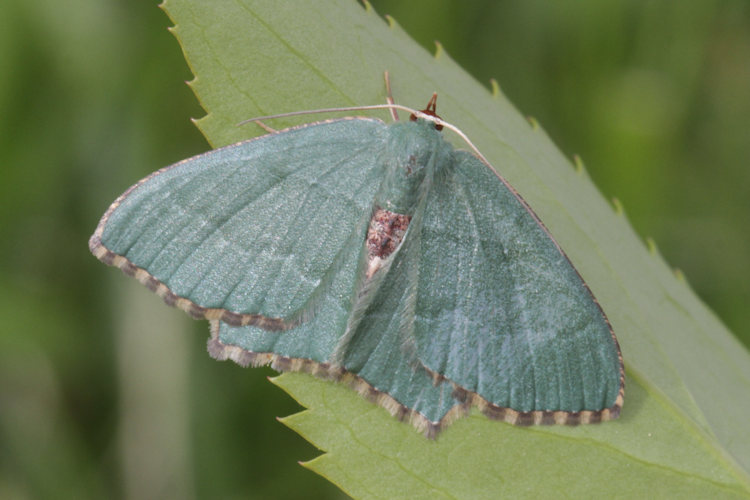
[[410, 93, 444, 131]]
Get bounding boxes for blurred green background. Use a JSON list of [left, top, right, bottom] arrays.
[[1, 0, 748, 498]]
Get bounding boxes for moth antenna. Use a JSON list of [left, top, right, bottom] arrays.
[[237, 100, 494, 180], [383, 71, 399, 122], [407, 109, 493, 170], [236, 103, 422, 127], [254, 120, 278, 134], [434, 119, 492, 168]]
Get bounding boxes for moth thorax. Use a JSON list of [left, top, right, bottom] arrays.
[[365, 208, 411, 279]]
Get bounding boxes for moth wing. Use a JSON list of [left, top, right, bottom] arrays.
[[413, 150, 624, 419], [332, 216, 465, 432], [209, 215, 367, 365], [91, 118, 386, 326], [210, 208, 463, 436]]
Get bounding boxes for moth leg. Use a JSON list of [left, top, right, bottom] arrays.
[[383, 70, 399, 122]]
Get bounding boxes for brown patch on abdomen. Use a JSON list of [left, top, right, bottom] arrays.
[[365, 208, 411, 279], [367, 208, 411, 259]]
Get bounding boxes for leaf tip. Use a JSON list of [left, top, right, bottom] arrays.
[[611, 197, 625, 216], [490, 78, 500, 98], [434, 40, 444, 59], [573, 154, 586, 175], [673, 267, 687, 282], [526, 115, 540, 131]]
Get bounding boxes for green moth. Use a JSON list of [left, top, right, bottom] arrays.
[[90, 87, 624, 437]]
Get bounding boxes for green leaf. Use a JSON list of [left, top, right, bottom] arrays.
[[162, 0, 750, 497]]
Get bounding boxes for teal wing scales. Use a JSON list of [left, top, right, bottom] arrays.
[[90, 118, 386, 326], [213, 207, 465, 434], [413, 150, 623, 419], [335, 214, 465, 430]]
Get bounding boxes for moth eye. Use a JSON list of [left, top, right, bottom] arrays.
[[409, 113, 417, 122]]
